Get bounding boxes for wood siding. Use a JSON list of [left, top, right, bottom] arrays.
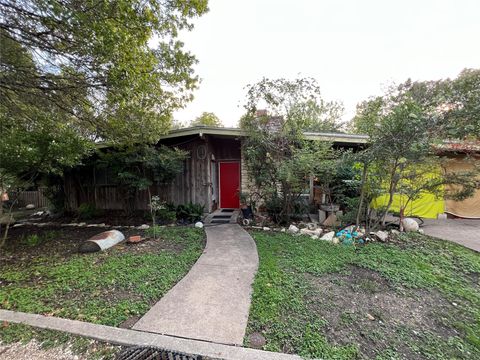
[[64, 135, 241, 211]]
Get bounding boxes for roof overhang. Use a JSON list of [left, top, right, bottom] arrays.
[[159, 126, 369, 144]]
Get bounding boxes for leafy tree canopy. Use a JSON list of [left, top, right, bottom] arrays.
[[190, 111, 223, 127], [353, 68, 480, 140], [0, 0, 208, 187], [1, 0, 208, 143], [241, 77, 344, 133]]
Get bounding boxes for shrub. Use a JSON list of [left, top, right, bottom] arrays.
[[176, 203, 204, 223], [21, 234, 41, 247], [157, 209, 176, 223], [77, 203, 99, 220]]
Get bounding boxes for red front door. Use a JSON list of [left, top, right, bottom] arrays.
[[219, 162, 240, 208]]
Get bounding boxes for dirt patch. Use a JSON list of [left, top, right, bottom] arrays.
[[305, 266, 459, 359], [0, 225, 187, 266]]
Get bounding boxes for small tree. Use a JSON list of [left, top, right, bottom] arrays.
[[353, 81, 479, 231], [241, 78, 343, 223]]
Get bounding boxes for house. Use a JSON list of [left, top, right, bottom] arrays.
[[63, 126, 368, 213], [63, 126, 479, 219]]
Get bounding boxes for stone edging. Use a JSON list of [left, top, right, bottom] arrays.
[[0, 310, 301, 360]]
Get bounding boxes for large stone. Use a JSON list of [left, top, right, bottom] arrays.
[[320, 231, 335, 241], [137, 224, 150, 230], [194, 221, 204, 229], [402, 218, 419, 232], [374, 230, 389, 242], [25, 204, 35, 210], [287, 224, 299, 234]]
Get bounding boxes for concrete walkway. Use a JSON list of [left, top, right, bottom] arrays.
[[422, 218, 480, 252], [133, 224, 259, 345]]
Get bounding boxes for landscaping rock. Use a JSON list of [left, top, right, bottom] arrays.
[[300, 228, 322, 237], [262, 227, 271, 231], [25, 204, 35, 210], [138, 224, 150, 230], [248, 332, 266, 349], [322, 214, 337, 226], [287, 224, 299, 234], [374, 230, 389, 242], [332, 237, 340, 244], [367, 313, 375, 321], [306, 222, 318, 230], [402, 217, 419, 232], [390, 229, 400, 235], [418, 229, 425, 234], [320, 231, 335, 241], [194, 221, 204, 228], [311, 235, 319, 240]]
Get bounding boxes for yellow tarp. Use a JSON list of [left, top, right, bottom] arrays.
[[371, 192, 445, 219], [371, 162, 445, 219]]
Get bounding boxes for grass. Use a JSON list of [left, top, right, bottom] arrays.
[[0, 323, 118, 359], [0, 226, 204, 326], [246, 231, 480, 359]]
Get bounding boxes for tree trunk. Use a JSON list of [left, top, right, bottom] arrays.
[[356, 162, 368, 226]]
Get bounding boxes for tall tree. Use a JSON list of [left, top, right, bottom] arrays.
[[190, 112, 223, 127], [0, 0, 209, 143]]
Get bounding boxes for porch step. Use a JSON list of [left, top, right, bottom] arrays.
[[203, 209, 240, 226]]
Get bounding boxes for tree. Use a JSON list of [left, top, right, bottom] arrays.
[[241, 78, 339, 223], [190, 112, 223, 127], [0, 0, 209, 143], [352, 81, 479, 231]]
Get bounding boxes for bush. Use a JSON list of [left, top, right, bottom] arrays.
[[156, 209, 176, 224], [20, 231, 58, 247], [21, 234, 41, 247], [176, 203, 204, 223], [77, 203, 99, 220]]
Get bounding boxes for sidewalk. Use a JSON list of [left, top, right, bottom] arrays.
[[132, 224, 259, 345]]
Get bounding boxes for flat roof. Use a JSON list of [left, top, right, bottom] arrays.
[[160, 126, 369, 144]]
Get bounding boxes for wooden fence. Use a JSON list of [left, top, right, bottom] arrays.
[[14, 189, 50, 208]]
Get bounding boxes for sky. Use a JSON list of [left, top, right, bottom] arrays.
[[173, 0, 480, 127]]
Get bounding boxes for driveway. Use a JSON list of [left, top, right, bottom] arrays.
[[422, 218, 480, 252]]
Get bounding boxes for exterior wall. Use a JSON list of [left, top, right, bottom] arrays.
[[64, 135, 242, 212], [156, 136, 211, 208]]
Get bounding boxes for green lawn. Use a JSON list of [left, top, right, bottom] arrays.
[[0, 226, 204, 327], [245, 231, 480, 359]]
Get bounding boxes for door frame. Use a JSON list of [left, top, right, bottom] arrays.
[[218, 161, 240, 209]]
